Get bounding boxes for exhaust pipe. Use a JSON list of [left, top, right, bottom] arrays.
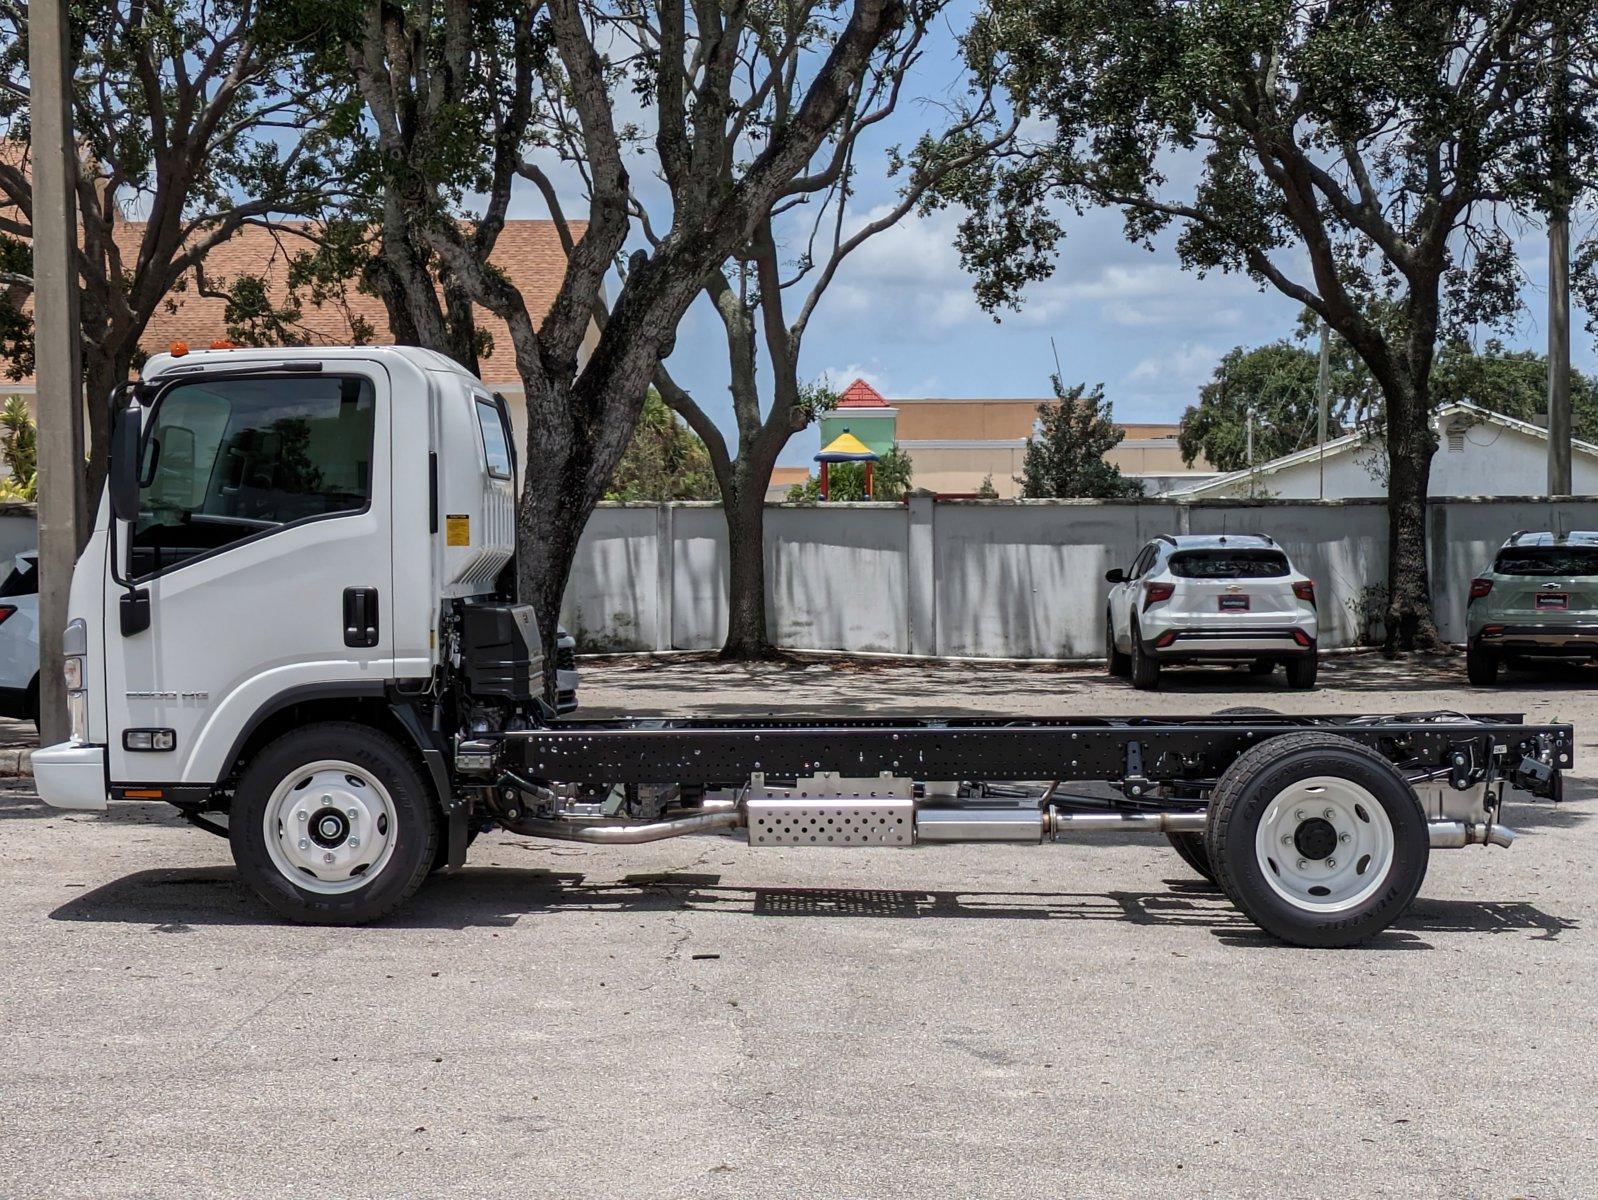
[[915, 806, 1207, 843], [1428, 820, 1516, 849], [507, 811, 742, 845]]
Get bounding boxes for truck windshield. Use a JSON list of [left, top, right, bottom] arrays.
[[1168, 549, 1289, 579], [132, 375, 375, 574], [1493, 546, 1598, 576]]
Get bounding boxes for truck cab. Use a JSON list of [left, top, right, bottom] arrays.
[[34, 346, 535, 918]]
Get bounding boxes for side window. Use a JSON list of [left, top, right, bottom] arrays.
[[1131, 544, 1156, 578], [132, 374, 376, 576], [474, 398, 513, 479]]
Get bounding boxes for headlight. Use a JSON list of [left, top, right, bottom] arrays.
[[63, 655, 84, 690]]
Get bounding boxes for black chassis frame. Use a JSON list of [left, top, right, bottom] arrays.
[[486, 711, 1571, 801]]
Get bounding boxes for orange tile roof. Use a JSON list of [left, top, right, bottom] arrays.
[[5, 218, 579, 386], [837, 377, 889, 407]]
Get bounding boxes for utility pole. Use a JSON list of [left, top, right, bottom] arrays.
[[1548, 22, 1573, 497], [1246, 405, 1256, 499], [29, 0, 86, 745], [1316, 319, 1331, 500]]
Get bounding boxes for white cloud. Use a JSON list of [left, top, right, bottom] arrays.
[[1125, 341, 1221, 386]]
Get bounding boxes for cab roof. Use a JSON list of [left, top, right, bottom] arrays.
[[141, 343, 477, 382]]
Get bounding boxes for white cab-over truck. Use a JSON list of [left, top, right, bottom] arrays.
[[35, 346, 1573, 947]]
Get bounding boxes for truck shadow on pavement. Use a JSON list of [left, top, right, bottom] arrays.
[[49, 866, 1576, 948]]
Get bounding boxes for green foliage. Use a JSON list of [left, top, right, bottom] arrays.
[[1018, 380, 1143, 499], [976, 473, 999, 498], [605, 390, 719, 502], [0, 396, 36, 501], [785, 445, 915, 502], [1183, 329, 1598, 472]]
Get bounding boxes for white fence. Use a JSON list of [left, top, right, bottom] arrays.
[[562, 496, 1598, 657]]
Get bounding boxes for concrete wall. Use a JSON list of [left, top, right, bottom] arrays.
[[563, 496, 1598, 658]]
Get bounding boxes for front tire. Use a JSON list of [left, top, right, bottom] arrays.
[[1106, 610, 1131, 677], [1204, 732, 1429, 947], [229, 722, 438, 924], [1129, 621, 1161, 690], [1466, 642, 1499, 686]]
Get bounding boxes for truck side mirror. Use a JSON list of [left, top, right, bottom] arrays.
[[108, 393, 142, 522], [1104, 568, 1126, 584]]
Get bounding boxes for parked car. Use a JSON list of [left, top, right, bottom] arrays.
[[1466, 530, 1598, 685], [1105, 533, 1319, 690], [0, 549, 38, 725], [554, 627, 580, 713], [0, 545, 578, 723]]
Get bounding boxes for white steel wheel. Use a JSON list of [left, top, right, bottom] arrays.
[[1252, 776, 1394, 913], [229, 722, 439, 925], [1205, 731, 1429, 948], [262, 761, 398, 895]]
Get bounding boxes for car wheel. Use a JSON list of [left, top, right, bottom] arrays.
[[1130, 621, 1160, 690], [1106, 610, 1131, 677], [1466, 641, 1499, 686], [1284, 654, 1318, 690], [1204, 732, 1429, 947], [229, 722, 438, 925]]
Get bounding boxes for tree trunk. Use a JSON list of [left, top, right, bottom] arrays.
[[1380, 379, 1441, 652], [721, 471, 775, 659], [516, 412, 597, 700], [82, 348, 121, 544]]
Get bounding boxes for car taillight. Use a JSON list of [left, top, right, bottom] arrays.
[[1468, 578, 1493, 602], [1292, 581, 1315, 605], [1291, 629, 1312, 647], [1143, 581, 1175, 610], [0, 605, 16, 625]]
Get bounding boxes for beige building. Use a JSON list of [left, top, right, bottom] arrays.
[[886, 388, 1215, 497]]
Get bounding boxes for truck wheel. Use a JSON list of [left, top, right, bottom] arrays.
[[1165, 831, 1216, 884], [229, 722, 438, 925], [1204, 732, 1428, 947], [1105, 611, 1131, 677], [1284, 654, 1318, 690], [1129, 622, 1160, 690], [1466, 642, 1499, 686]]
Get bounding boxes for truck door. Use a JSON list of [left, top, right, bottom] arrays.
[[104, 364, 393, 786]]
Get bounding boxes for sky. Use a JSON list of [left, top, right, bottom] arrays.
[[512, 4, 1598, 471]]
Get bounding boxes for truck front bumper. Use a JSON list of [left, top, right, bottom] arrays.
[[33, 742, 108, 811]]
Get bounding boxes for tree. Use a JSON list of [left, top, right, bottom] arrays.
[[606, 390, 717, 502], [956, 0, 1598, 649], [651, 23, 1015, 657], [1183, 333, 1598, 472], [0, 1, 359, 512], [0, 393, 34, 499], [338, 0, 916, 671], [786, 444, 915, 501], [1017, 380, 1143, 498]]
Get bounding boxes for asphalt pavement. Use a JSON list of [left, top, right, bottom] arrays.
[[2, 654, 1595, 1198]]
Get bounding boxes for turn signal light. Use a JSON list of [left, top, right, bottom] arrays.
[[1292, 580, 1315, 605], [1468, 578, 1493, 602], [1142, 581, 1175, 610]]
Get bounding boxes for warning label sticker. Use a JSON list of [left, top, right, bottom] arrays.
[[445, 514, 471, 546]]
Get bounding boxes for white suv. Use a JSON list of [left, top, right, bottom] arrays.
[[1104, 534, 1319, 690]]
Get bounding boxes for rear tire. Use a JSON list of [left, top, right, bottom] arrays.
[[1284, 654, 1318, 690], [1165, 831, 1217, 884], [1466, 642, 1499, 686], [1204, 732, 1429, 947], [1130, 622, 1160, 690], [1106, 611, 1131, 677], [229, 722, 438, 925]]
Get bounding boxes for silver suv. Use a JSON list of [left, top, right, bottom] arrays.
[[1105, 534, 1319, 690]]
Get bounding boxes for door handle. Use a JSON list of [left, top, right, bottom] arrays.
[[343, 587, 380, 648]]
